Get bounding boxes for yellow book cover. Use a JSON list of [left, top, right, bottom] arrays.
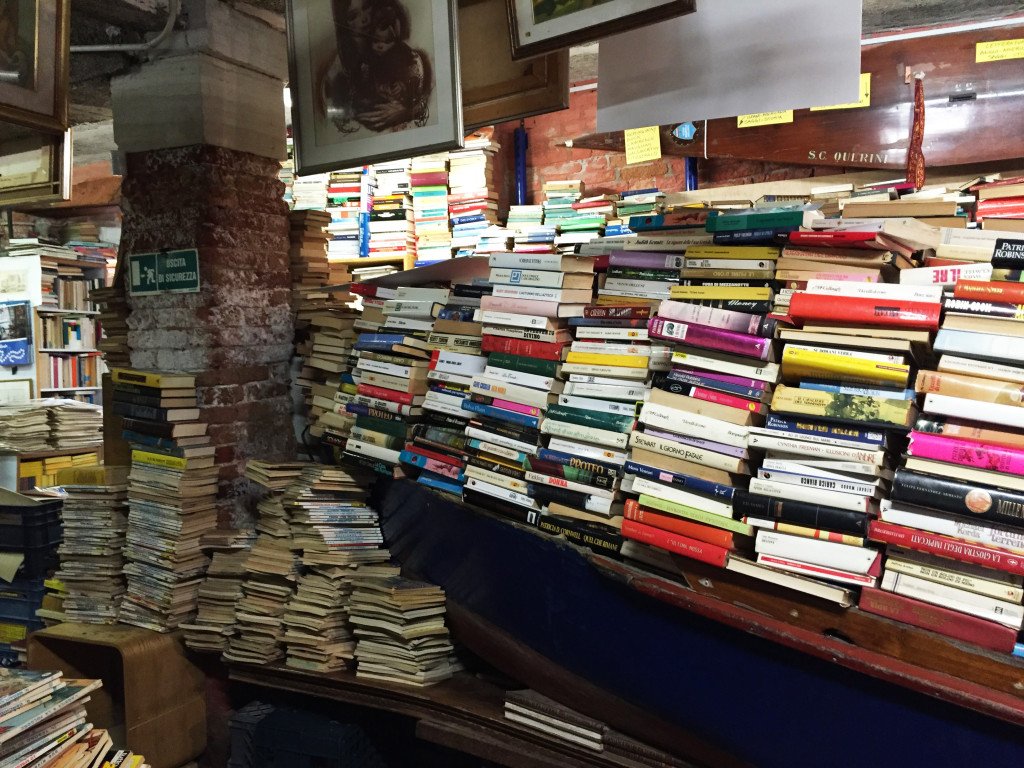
[[678, 269, 776, 280], [669, 286, 773, 301], [110, 368, 195, 389], [594, 294, 661, 306], [130, 450, 187, 471], [683, 245, 781, 261], [55, 465, 129, 486], [18, 461, 43, 478], [770, 384, 916, 427], [781, 346, 910, 387], [564, 351, 649, 369]]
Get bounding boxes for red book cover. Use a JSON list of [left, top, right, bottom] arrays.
[[858, 586, 1017, 653], [447, 190, 493, 204], [357, 383, 417, 406], [977, 197, 1024, 220], [481, 335, 566, 361], [593, 254, 611, 271], [788, 292, 940, 330], [923, 256, 972, 267], [410, 172, 448, 186], [970, 175, 1024, 192], [622, 518, 731, 566], [788, 231, 886, 250], [953, 280, 1024, 303], [404, 444, 464, 467], [572, 200, 615, 210], [868, 520, 1024, 576], [624, 499, 739, 549], [582, 305, 653, 319]]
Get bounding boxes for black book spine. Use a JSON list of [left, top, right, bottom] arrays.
[[118, 416, 174, 439], [537, 517, 623, 556], [462, 488, 539, 526], [422, 411, 470, 431], [464, 453, 525, 480], [678, 279, 777, 289], [942, 296, 1024, 320], [453, 284, 493, 298], [111, 401, 171, 422], [732, 490, 870, 535], [992, 238, 1024, 270], [112, 382, 171, 399], [890, 468, 1024, 530], [527, 482, 588, 508], [114, 392, 193, 409], [411, 437, 466, 462], [469, 415, 540, 442]]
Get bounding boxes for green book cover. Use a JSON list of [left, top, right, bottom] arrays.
[[355, 414, 409, 439], [486, 352, 559, 378], [544, 404, 635, 434], [706, 210, 809, 233], [638, 494, 753, 536]]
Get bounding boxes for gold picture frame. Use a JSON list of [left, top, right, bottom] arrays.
[[0, 0, 70, 133]]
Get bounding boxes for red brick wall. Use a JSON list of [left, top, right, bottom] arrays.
[[492, 82, 850, 206]]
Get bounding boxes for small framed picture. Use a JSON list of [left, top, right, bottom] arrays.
[[0, 379, 33, 404], [0, 300, 32, 368], [506, 0, 696, 60], [286, 0, 464, 176], [0, 0, 71, 132]]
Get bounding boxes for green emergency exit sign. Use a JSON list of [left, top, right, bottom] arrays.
[[128, 249, 201, 295]]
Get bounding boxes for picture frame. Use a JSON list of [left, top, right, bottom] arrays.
[[0, 0, 71, 133], [459, 0, 569, 130], [0, 122, 71, 206], [506, 0, 696, 60], [0, 379, 33, 405], [286, 0, 464, 176], [0, 299, 32, 368]]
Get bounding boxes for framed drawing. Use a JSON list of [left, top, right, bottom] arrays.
[[0, 300, 32, 368], [0, 121, 70, 206], [507, 0, 696, 59], [0, 379, 33, 404], [459, 0, 569, 130], [286, 0, 464, 176], [0, 0, 70, 132]]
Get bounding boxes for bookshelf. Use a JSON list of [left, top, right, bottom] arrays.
[[0, 446, 104, 492]]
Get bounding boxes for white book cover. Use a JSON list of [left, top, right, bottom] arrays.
[[356, 358, 417, 378], [756, 467, 879, 498], [767, 453, 892, 478], [546, 436, 627, 465], [574, 327, 650, 341], [561, 363, 649, 381], [524, 471, 615, 500], [755, 553, 878, 587], [724, 556, 855, 607], [639, 402, 748, 448], [394, 286, 450, 303], [748, 477, 872, 513], [671, 349, 779, 382], [922, 393, 1024, 429], [558, 394, 637, 415], [492, 285, 571, 303], [432, 350, 487, 375], [760, 458, 883, 487], [465, 426, 538, 456], [479, 310, 555, 330], [427, 370, 475, 388], [881, 570, 1024, 629], [345, 439, 401, 464], [483, 365, 554, 392], [899, 262, 993, 286], [489, 268, 564, 288], [755, 530, 879, 574], [885, 552, 1024, 603], [540, 419, 630, 449], [685, 258, 775, 270], [567, 373, 644, 387], [464, 477, 539, 509], [628, 431, 743, 473], [804, 279, 943, 303], [563, 382, 647, 402], [747, 433, 886, 464], [570, 340, 653, 356], [747, 426, 881, 452], [383, 316, 435, 332], [630, 476, 732, 518], [382, 299, 438, 317]]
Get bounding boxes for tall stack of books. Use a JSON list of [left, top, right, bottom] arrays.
[[181, 528, 256, 653], [90, 285, 131, 370], [287, 210, 335, 303], [291, 173, 329, 211], [859, 275, 1024, 651], [296, 308, 361, 449], [325, 168, 367, 265], [0, 403, 50, 452], [47, 400, 103, 450], [282, 465, 387, 671], [368, 189, 415, 264], [54, 465, 129, 625], [447, 128, 500, 259], [345, 288, 436, 470], [111, 369, 217, 632], [348, 570, 457, 687], [372, 158, 412, 197], [410, 153, 451, 265]]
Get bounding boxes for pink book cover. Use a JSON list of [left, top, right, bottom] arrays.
[[869, 520, 1024, 576], [858, 586, 1017, 653], [657, 300, 763, 336], [649, 316, 771, 361], [420, 457, 462, 479], [607, 251, 684, 270], [489, 398, 541, 417], [689, 386, 763, 413], [480, 294, 560, 318], [908, 431, 1024, 476], [756, 554, 878, 585]]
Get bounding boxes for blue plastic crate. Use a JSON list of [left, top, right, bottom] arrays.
[[0, 579, 46, 621]]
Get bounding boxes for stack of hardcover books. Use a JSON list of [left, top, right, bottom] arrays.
[[54, 465, 129, 625], [346, 288, 439, 470], [973, 176, 1024, 231], [111, 369, 217, 632], [348, 570, 456, 687], [410, 153, 451, 265], [181, 528, 256, 653]]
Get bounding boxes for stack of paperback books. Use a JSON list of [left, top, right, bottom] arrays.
[[111, 369, 217, 632], [597, 249, 681, 305], [447, 128, 500, 258], [346, 288, 438, 470], [181, 529, 256, 653], [474, 225, 515, 255], [297, 307, 361, 448], [0, 403, 50, 452], [287, 209, 333, 298], [54, 465, 129, 624], [503, 689, 605, 752], [325, 169, 369, 266], [48, 400, 103, 450], [411, 153, 451, 265], [367, 188, 414, 263], [281, 566, 356, 672], [348, 570, 457, 687]]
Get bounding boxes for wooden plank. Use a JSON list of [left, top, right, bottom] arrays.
[[573, 22, 1024, 169]]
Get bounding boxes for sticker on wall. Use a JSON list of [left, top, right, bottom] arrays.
[[672, 122, 697, 141], [624, 126, 662, 165], [976, 38, 1024, 62], [737, 110, 793, 128]]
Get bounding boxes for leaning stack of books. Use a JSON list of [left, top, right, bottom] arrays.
[[181, 528, 256, 653], [345, 288, 438, 471], [111, 369, 218, 632], [447, 128, 500, 259], [287, 209, 333, 301], [411, 154, 451, 265], [296, 308, 361, 448], [90, 285, 132, 369], [325, 168, 366, 262], [973, 176, 1024, 231], [348, 571, 457, 687], [54, 465, 129, 625], [367, 189, 415, 265]]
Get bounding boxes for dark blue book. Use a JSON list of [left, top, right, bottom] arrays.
[[345, 402, 404, 421], [624, 460, 735, 501], [712, 226, 797, 245], [537, 448, 621, 478], [764, 414, 887, 447], [663, 370, 766, 400], [461, 399, 540, 429], [417, 470, 464, 495], [451, 213, 487, 226]]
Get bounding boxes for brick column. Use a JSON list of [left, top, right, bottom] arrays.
[[110, 1, 293, 525]]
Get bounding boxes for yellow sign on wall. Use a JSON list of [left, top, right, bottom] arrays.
[[811, 73, 872, 111], [977, 38, 1024, 62], [737, 110, 793, 129], [624, 126, 662, 165]]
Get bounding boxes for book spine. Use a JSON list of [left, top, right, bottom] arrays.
[[749, 477, 870, 514], [111, 401, 175, 422], [916, 370, 1024, 407], [685, 385, 763, 413], [524, 457, 613, 489], [881, 571, 1023, 628], [357, 383, 416, 405], [607, 252, 684, 269], [638, 494, 752, 536], [628, 431, 743, 473], [756, 529, 879, 574], [913, 413, 1024, 450], [624, 460, 734, 500], [660, 371, 765, 400], [622, 519, 730, 567], [885, 556, 1024, 602], [869, 520, 1024, 575], [909, 432, 1024, 475], [943, 297, 1024, 320], [624, 498, 737, 548], [788, 293, 940, 330], [669, 286, 772, 301], [892, 468, 1024, 529], [757, 467, 877, 497], [756, 554, 877, 586], [733, 490, 870, 535], [748, 519, 865, 546], [537, 517, 623, 555], [638, 401, 749, 445], [540, 419, 629, 449], [934, 328, 1024, 364], [858, 587, 1017, 654], [564, 351, 648, 369], [480, 295, 560, 318], [670, 350, 779, 381], [953, 280, 1024, 303], [111, 369, 180, 388], [461, 400, 540, 429], [118, 417, 174, 439], [649, 317, 770, 360], [545, 404, 635, 433], [130, 450, 187, 471], [470, 393, 540, 416], [482, 336, 565, 361], [782, 347, 910, 387], [657, 300, 773, 337], [582, 305, 652, 319], [899, 262, 993, 286], [770, 385, 913, 427], [631, 476, 732, 518]]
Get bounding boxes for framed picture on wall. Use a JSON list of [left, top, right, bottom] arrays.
[[0, 0, 70, 132], [506, 0, 696, 59], [286, 0, 464, 176], [0, 300, 32, 368], [0, 379, 33, 404]]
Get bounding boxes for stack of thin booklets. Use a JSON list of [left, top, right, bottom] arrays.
[[410, 153, 451, 265], [222, 462, 306, 664], [287, 209, 334, 309], [111, 369, 217, 632], [89, 286, 130, 370], [296, 308, 361, 447], [54, 465, 129, 624], [181, 528, 257, 653], [0, 403, 50, 452], [349, 570, 456, 687], [502, 689, 605, 752], [47, 400, 103, 450], [346, 288, 436, 471], [0, 672, 105, 768]]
